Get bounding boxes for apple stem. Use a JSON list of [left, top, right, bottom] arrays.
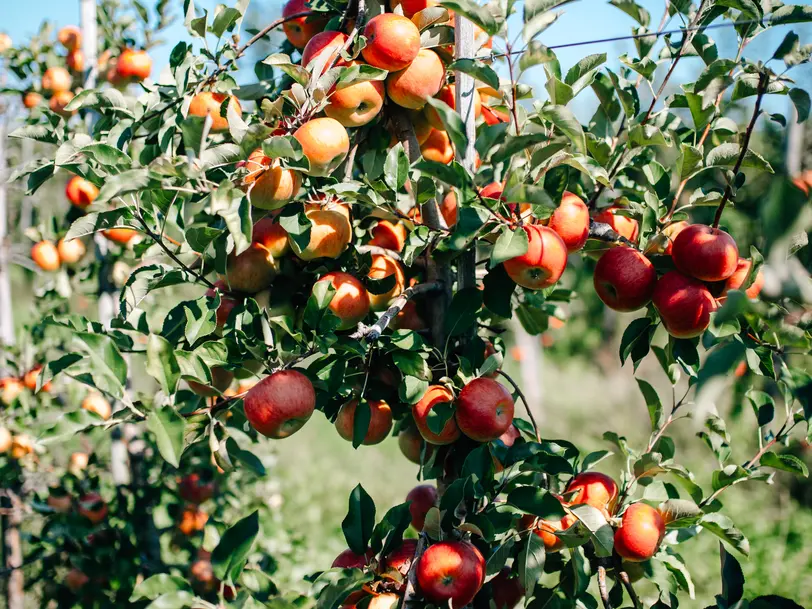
[[495, 369, 541, 444], [711, 70, 768, 230]]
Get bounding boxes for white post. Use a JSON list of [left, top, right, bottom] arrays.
[[0, 103, 13, 353], [786, 103, 804, 177]]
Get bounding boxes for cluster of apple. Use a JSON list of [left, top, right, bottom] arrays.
[[21, 24, 152, 116], [322, 471, 667, 609], [592, 217, 763, 338]]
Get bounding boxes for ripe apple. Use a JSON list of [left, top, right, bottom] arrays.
[[367, 254, 405, 311], [424, 84, 482, 130], [315, 271, 371, 330], [178, 473, 216, 504], [178, 504, 209, 535], [47, 490, 73, 513], [301, 31, 349, 70], [243, 369, 316, 438], [416, 541, 486, 608], [69, 452, 89, 472], [57, 238, 86, 265], [49, 91, 75, 117], [293, 117, 350, 177], [82, 392, 113, 420], [242, 147, 302, 210], [206, 280, 239, 327], [492, 424, 521, 472], [335, 399, 393, 445], [489, 567, 524, 609], [65, 568, 90, 592], [10, 435, 34, 460], [291, 202, 352, 260], [370, 220, 408, 252], [332, 547, 374, 568], [190, 558, 218, 593], [66, 49, 84, 72], [593, 206, 639, 243], [392, 300, 426, 331], [420, 129, 454, 164], [31, 241, 61, 272], [58, 25, 82, 50], [566, 472, 619, 515], [593, 247, 657, 312], [0, 427, 11, 453], [406, 484, 438, 530], [718, 258, 764, 301], [455, 377, 515, 442], [0, 378, 24, 405], [78, 492, 108, 524], [386, 49, 445, 110], [503, 225, 568, 290], [223, 239, 279, 294], [438, 192, 458, 227], [23, 365, 51, 392], [614, 503, 665, 561], [645, 220, 689, 256], [520, 502, 577, 552], [671, 224, 739, 282], [652, 271, 717, 338], [23, 91, 43, 109], [103, 228, 139, 244], [547, 192, 589, 252], [189, 92, 241, 132], [398, 425, 434, 464], [41, 66, 72, 93], [253, 218, 290, 258], [413, 385, 460, 445], [383, 538, 418, 574], [282, 0, 327, 48], [116, 48, 152, 81], [481, 105, 509, 126], [362, 14, 421, 71], [325, 66, 385, 127]]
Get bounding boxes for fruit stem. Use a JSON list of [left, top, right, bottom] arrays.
[[495, 369, 541, 443], [711, 70, 768, 230]]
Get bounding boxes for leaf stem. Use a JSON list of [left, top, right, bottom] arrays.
[[495, 369, 541, 443]]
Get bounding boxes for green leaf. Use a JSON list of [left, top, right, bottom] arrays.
[[517, 531, 546, 597], [507, 487, 566, 518], [130, 574, 191, 601], [211, 511, 260, 583], [568, 504, 614, 557], [211, 6, 241, 37], [425, 97, 468, 160], [789, 88, 810, 123], [448, 59, 500, 90], [399, 376, 429, 405], [146, 334, 181, 396], [145, 592, 196, 609], [619, 318, 656, 367], [490, 226, 529, 268], [492, 133, 549, 164], [745, 389, 774, 426], [384, 143, 409, 192], [678, 144, 703, 180], [342, 484, 376, 555], [565, 53, 606, 92], [211, 182, 252, 255], [426, 400, 455, 435], [80, 143, 132, 167], [352, 400, 372, 449], [720, 543, 745, 604], [540, 105, 585, 153], [610, 0, 650, 25], [636, 378, 664, 430], [706, 143, 774, 173], [444, 287, 483, 337], [439, 0, 501, 36], [759, 452, 809, 477], [65, 208, 135, 240], [699, 512, 750, 556], [146, 406, 186, 468], [73, 332, 128, 398]]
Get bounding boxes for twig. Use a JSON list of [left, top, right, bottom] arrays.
[[399, 533, 427, 609], [356, 245, 402, 262], [597, 565, 613, 609], [618, 570, 642, 609], [495, 369, 541, 444], [588, 219, 638, 249], [711, 71, 768, 229], [349, 282, 443, 341]]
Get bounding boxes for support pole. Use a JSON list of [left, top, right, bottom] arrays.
[[786, 103, 804, 177], [0, 72, 14, 356]]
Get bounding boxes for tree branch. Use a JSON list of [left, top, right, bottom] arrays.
[[349, 282, 442, 341], [618, 570, 642, 609], [588, 219, 638, 249], [597, 565, 613, 609], [495, 369, 541, 443], [711, 71, 768, 229]]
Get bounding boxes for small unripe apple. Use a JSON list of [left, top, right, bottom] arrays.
[[671, 224, 739, 282], [413, 385, 460, 445], [243, 369, 316, 439], [42, 66, 72, 93], [10, 434, 34, 460], [57, 238, 86, 265], [116, 48, 152, 82], [455, 377, 514, 442], [593, 247, 657, 312], [0, 378, 24, 405], [69, 451, 89, 472], [406, 484, 438, 530], [416, 541, 486, 608], [503, 225, 568, 290], [614, 502, 665, 562], [178, 504, 209, 535], [652, 271, 717, 338], [58, 26, 82, 51]]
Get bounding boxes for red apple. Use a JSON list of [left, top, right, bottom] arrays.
[[383, 538, 418, 575], [566, 472, 618, 516], [489, 568, 524, 609], [593, 247, 657, 312], [593, 206, 639, 243], [398, 426, 434, 464], [718, 258, 764, 301], [412, 385, 460, 445], [178, 473, 216, 504], [652, 271, 717, 338], [332, 547, 374, 568], [335, 399, 393, 445], [547, 191, 589, 252], [614, 503, 665, 562], [301, 31, 349, 70], [503, 225, 568, 290], [243, 370, 316, 438], [455, 377, 515, 442], [671, 224, 739, 282], [416, 541, 486, 608], [405, 484, 438, 530]]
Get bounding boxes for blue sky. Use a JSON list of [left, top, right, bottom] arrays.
[[4, 0, 810, 118]]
